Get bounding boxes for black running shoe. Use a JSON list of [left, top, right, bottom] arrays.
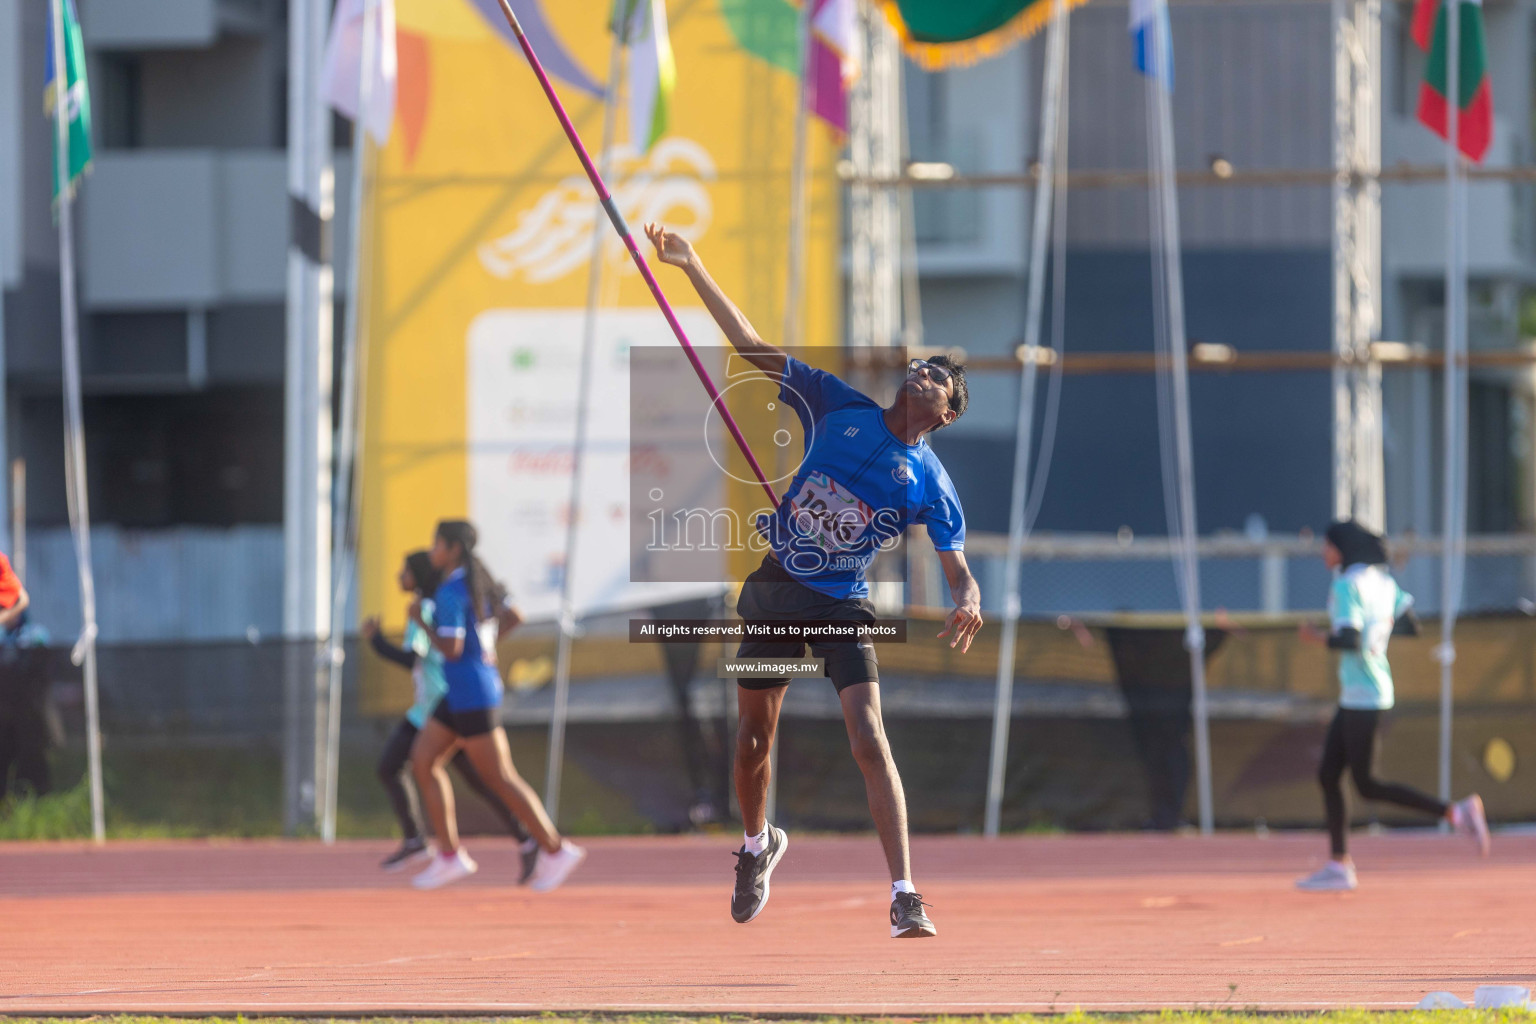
[[380, 836, 431, 872], [890, 891, 937, 938], [730, 825, 788, 923], [518, 841, 539, 885]]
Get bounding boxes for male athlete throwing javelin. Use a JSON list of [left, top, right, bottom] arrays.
[[646, 223, 984, 939]]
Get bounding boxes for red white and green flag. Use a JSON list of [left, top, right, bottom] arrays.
[[1412, 0, 1493, 162]]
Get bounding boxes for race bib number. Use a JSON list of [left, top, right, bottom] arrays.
[[789, 472, 874, 552]]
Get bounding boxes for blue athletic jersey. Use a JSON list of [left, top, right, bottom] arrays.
[[758, 356, 965, 599], [432, 568, 503, 711]]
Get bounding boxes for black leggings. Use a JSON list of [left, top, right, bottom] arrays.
[[1319, 707, 1447, 857], [376, 718, 530, 843]]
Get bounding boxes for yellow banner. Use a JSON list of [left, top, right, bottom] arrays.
[[360, 0, 840, 658]]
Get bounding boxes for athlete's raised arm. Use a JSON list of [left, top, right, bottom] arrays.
[[935, 549, 983, 653], [644, 222, 787, 377]]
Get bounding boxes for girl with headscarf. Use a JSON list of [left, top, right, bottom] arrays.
[[1295, 520, 1490, 891]]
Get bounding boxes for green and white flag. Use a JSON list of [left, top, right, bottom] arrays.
[[44, 0, 92, 201], [612, 0, 675, 152]]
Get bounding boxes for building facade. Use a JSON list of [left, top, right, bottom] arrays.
[[909, 0, 1536, 614], [1, 0, 1534, 639], [0, 0, 355, 640]]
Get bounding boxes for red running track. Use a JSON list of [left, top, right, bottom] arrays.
[[0, 832, 1531, 1013]]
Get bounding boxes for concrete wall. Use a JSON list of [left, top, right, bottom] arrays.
[[1063, 1, 1333, 250]]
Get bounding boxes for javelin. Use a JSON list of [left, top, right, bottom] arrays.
[[492, 0, 779, 508]]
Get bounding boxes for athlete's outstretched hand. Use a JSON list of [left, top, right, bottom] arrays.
[[939, 600, 983, 653], [936, 549, 983, 653], [645, 222, 696, 269]]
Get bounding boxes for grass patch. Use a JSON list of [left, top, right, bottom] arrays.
[[0, 777, 94, 839], [0, 776, 202, 840]]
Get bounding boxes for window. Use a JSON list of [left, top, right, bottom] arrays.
[[97, 53, 142, 149]]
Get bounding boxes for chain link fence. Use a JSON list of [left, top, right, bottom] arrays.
[[7, 532, 1534, 836]]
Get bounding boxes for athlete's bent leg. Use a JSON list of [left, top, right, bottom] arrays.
[[1316, 709, 1350, 858], [450, 747, 532, 843], [839, 681, 911, 884], [735, 684, 786, 835], [378, 718, 423, 841], [1341, 708, 1448, 817], [459, 728, 562, 853], [410, 719, 462, 854]]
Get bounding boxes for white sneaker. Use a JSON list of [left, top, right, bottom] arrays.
[[527, 840, 587, 893], [412, 848, 478, 890], [1451, 794, 1491, 857], [1295, 861, 1357, 892]]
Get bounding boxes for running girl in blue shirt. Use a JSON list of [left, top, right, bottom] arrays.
[[1295, 520, 1490, 891], [363, 549, 539, 879], [408, 520, 585, 892], [647, 223, 983, 939]]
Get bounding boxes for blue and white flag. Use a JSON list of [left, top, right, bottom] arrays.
[[1130, 0, 1173, 90]]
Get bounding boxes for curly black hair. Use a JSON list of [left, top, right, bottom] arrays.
[[925, 354, 968, 428]]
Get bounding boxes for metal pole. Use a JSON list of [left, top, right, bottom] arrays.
[[0, 0, 13, 558], [322, 0, 380, 845], [546, 32, 624, 826], [1332, 0, 1384, 530], [0, 287, 8, 559], [1146, 0, 1213, 834], [763, 0, 818, 830], [781, 0, 812, 351], [10, 458, 23, 581], [284, 0, 334, 833], [896, 62, 923, 350], [985, 0, 1068, 838], [492, 0, 777, 508], [1438, 0, 1464, 807], [50, 0, 103, 844]]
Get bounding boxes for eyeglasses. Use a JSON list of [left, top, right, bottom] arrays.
[[908, 358, 954, 387]]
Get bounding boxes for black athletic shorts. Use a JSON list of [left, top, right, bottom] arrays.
[[430, 699, 499, 738], [735, 554, 879, 693]]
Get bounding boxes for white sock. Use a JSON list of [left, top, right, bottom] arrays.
[[1449, 802, 1465, 827], [892, 879, 916, 897], [520, 838, 540, 853], [744, 827, 770, 856]]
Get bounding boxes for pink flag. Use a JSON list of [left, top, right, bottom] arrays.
[[322, 0, 398, 143], [805, 0, 858, 133]]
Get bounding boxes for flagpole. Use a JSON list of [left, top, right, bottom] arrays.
[[984, 0, 1069, 839], [782, 0, 814, 353], [1437, 0, 1464, 808], [1145, 0, 1213, 835], [50, 0, 103, 844], [284, 0, 335, 835], [0, 276, 9, 558], [757, 0, 816, 831], [321, 0, 380, 845], [545, 28, 624, 827], [490, 0, 777, 508]]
